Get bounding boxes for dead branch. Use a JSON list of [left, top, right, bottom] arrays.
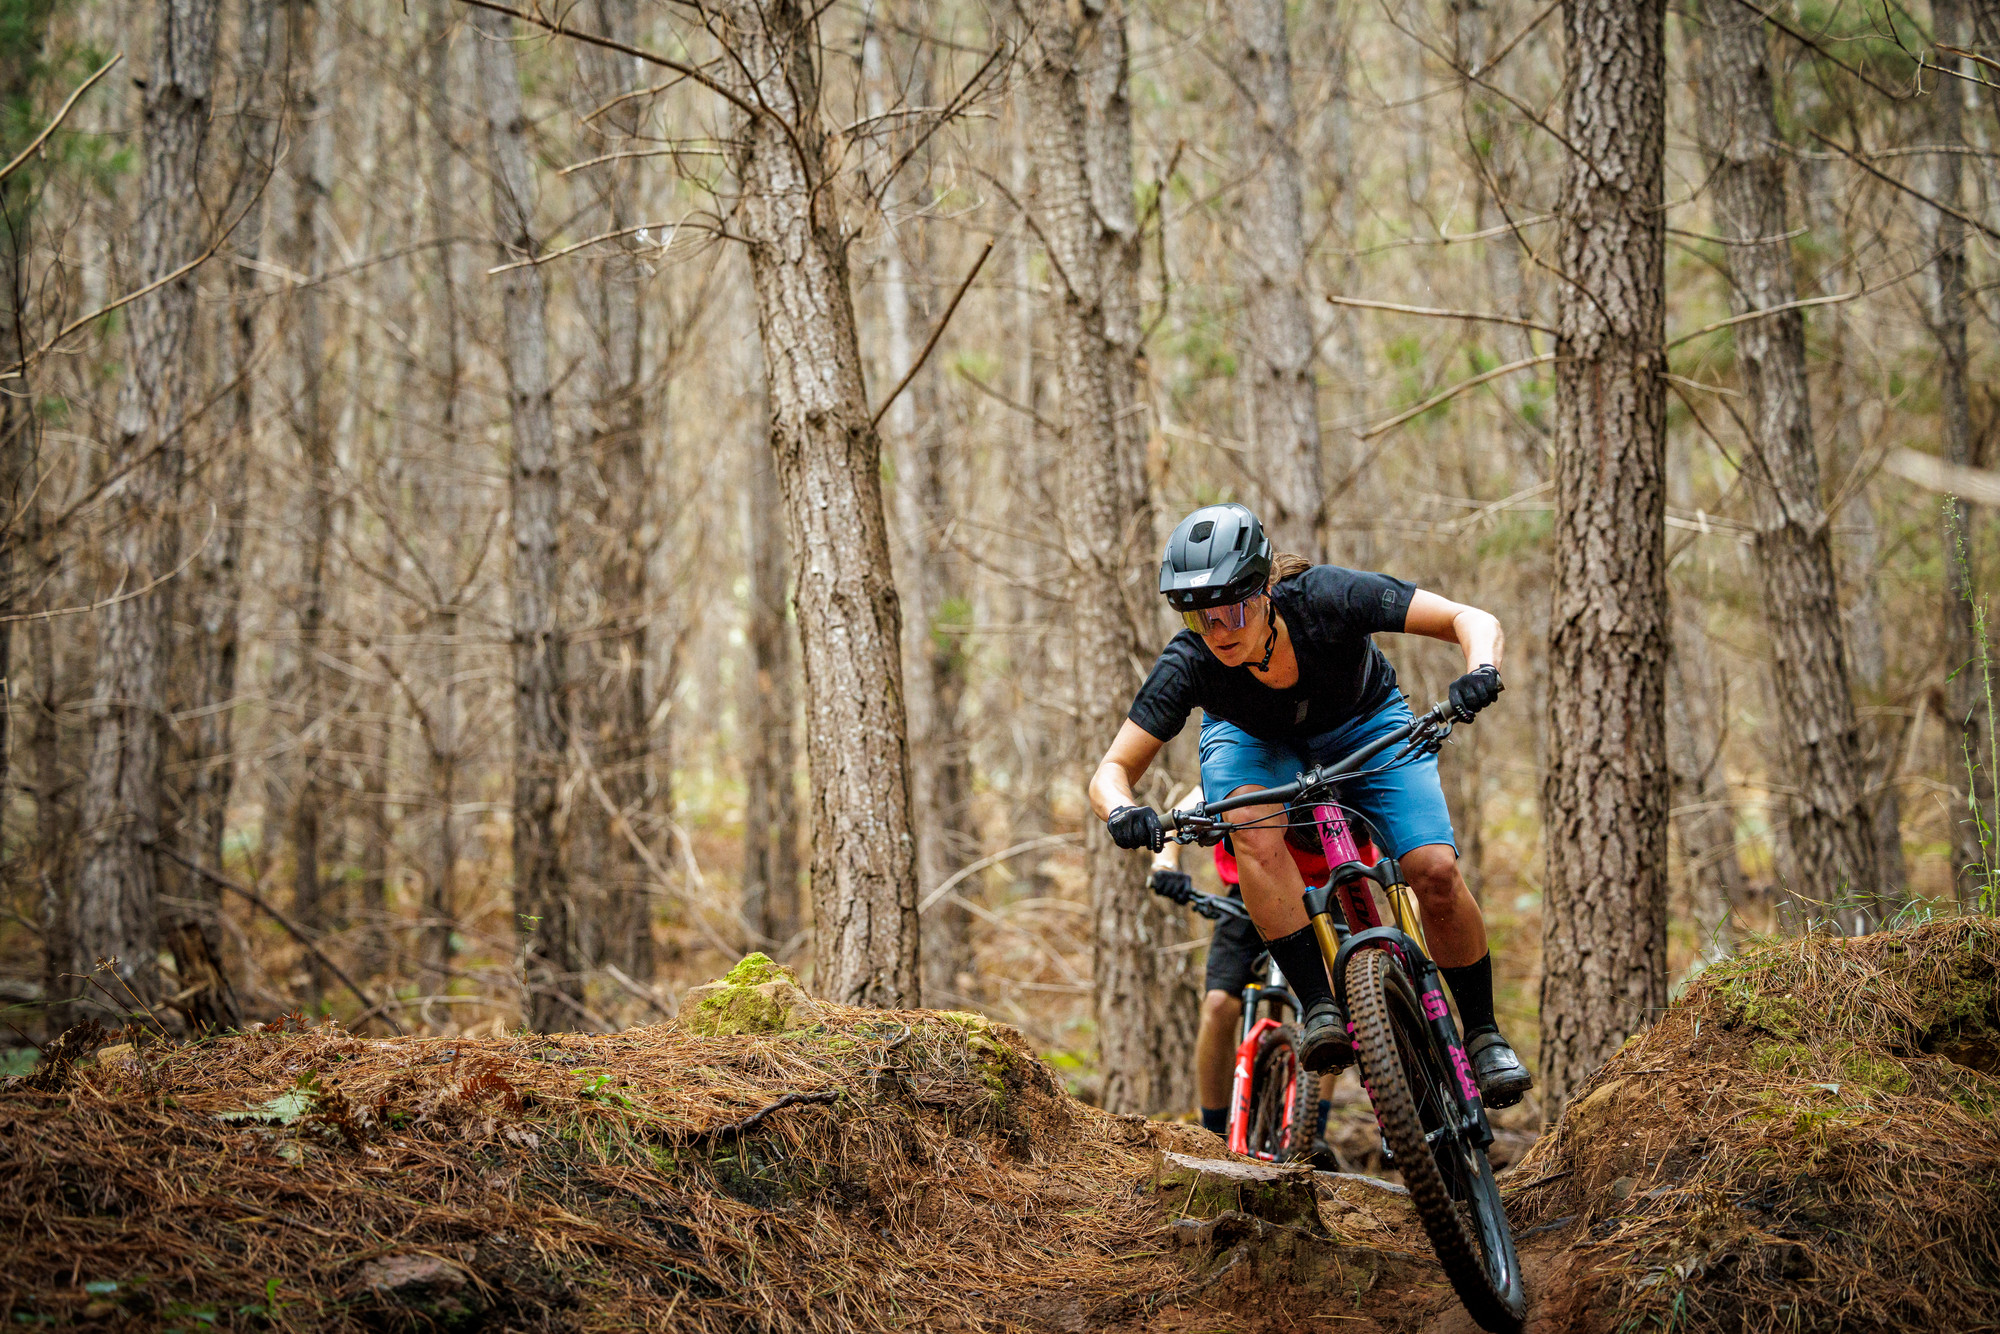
[[156, 846, 404, 1036], [0, 53, 122, 186], [871, 237, 994, 427]]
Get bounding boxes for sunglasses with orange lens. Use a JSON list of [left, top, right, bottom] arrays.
[[1180, 599, 1254, 635]]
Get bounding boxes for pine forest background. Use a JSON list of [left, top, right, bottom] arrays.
[[1, 0, 1996, 1120]]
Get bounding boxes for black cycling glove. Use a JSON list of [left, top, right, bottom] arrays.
[[1107, 805, 1165, 853], [1448, 664, 1504, 722], [1148, 867, 1195, 904]]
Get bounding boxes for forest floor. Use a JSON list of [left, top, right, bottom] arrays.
[[1, 923, 1996, 1334]]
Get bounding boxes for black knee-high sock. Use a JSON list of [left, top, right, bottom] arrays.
[[1441, 954, 1498, 1036], [1263, 926, 1335, 1011]]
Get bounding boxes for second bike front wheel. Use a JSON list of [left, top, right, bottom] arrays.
[[1346, 948, 1525, 1333], [1245, 1023, 1315, 1162]]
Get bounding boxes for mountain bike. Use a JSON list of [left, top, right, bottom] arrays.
[[1158, 699, 1525, 1334], [1163, 886, 1338, 1163]]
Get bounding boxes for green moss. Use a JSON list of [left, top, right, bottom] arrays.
[[1750, 1041, 1809, 1075], [680, 955, 822, 1038], [722, 953, 795, 988], [1835, 1046, 1911, 1097], [1719, 974, 1807, 1040]]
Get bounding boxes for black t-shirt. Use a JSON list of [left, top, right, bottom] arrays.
[[1126, 565, 1416, 745]]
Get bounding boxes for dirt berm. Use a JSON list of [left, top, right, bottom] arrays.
[[1, 926, 1996, 1333]]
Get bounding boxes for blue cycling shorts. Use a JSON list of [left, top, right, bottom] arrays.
[[1196, 695, 1458, 859]]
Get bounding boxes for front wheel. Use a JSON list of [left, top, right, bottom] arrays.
[[1243, 1024, 1314, 1162], [1346, 948, 1525, 1333]]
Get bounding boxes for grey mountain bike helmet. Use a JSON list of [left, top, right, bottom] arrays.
[[1159, 503, 1273, 612]]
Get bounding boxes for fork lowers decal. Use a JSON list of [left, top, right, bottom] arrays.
[[1449, 1043, 1482, 1106]]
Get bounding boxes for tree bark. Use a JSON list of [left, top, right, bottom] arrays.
[[1538, 0, 1670, 1116], [72, 0, 222, 1011], [715, 0, 921, 1007], [1223, 0, 1324, 558], [1927, 0, 1989, 906], [471, 2, 581, 1031], [417, 0, 465, 989], [1018, 0, 1197, 1115], [741, 356, 801, 952], [286, 0, 337, 1004], [1688, 2, 1881, 922], [573, 0, 656, 982]]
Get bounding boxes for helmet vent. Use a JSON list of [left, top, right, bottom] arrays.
[[1234, 527, 1249, 551], [1190, 520, 1214, 542]]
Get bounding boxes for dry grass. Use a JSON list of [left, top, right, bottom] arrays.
[[0, 979, 1220, 1333], [1513, 918, 2000, 1333]]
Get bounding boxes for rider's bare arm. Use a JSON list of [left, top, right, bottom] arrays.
[[1088, 720, 1166, 823], [1404, 590, 1503, 673]]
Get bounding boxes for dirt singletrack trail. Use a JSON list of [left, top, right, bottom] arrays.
[[2, 925, 1995, 1332]]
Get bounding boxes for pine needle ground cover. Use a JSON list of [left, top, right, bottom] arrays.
[[5, 930, 1998, 1333], [1514, 918, 2000, 1332], [0, 955, 1244, 1333]]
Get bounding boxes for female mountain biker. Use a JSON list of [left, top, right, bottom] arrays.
[[1087, 502, 1532, 1112]]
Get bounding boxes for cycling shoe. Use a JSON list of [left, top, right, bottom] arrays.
[[1299, 1000, 1356, 1072], [1466, 1028, 1533, 1109]]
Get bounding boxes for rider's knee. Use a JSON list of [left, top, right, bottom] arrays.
[[1199, 989, 1241, 1033], [1402, 848, 1465, 910], [1229, 822, 1290, 870]]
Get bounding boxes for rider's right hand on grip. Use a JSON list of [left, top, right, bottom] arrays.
[[1147, 867, 1195, 904], [1107, 804, 1165, 852]]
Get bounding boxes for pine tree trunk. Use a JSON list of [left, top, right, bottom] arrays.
[[286, 0, 336, 1005], [715, 0, 921, 1007], [741, 359, 801, 951], [1018, 0, 1196, 1115], [1538, 0, 1670, 1116], [1224, 0, 1324, 558], [1799, 151, 1908, 910], [1688, 2, 1881, 923], [72, 0, 222, 1012], [1927, 0, 1989, 906], [418, 0, 464, 989], [574, 0, 656, 982], [471, 3, 581, 1032]]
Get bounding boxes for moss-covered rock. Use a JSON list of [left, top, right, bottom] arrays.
[[680, 955, 825, 1037]]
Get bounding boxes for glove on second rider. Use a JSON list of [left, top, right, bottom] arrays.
[[1148, 868, 1195, 904], [1108, 805, 1165, 853], [1447, 664, 1503, 722]]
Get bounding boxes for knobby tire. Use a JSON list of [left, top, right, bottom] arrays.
[[1346, 948, 1525, 1333], [1245, 1023, 1313, 1162]]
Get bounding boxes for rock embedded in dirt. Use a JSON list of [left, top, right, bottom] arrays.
[[679, 953, 827, 1037], [355, 1253, 485, 1331], [1150, 1152, 1322, 1230]]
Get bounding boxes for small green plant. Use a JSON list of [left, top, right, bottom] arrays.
[[578, 1072, 634, 1109], [235, 1276, 290, 1321]]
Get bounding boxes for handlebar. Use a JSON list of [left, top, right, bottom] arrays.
[[1159, 698, 1456, 836]]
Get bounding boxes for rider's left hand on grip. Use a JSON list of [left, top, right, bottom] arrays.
[[1147, 867, 1195, 904]]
